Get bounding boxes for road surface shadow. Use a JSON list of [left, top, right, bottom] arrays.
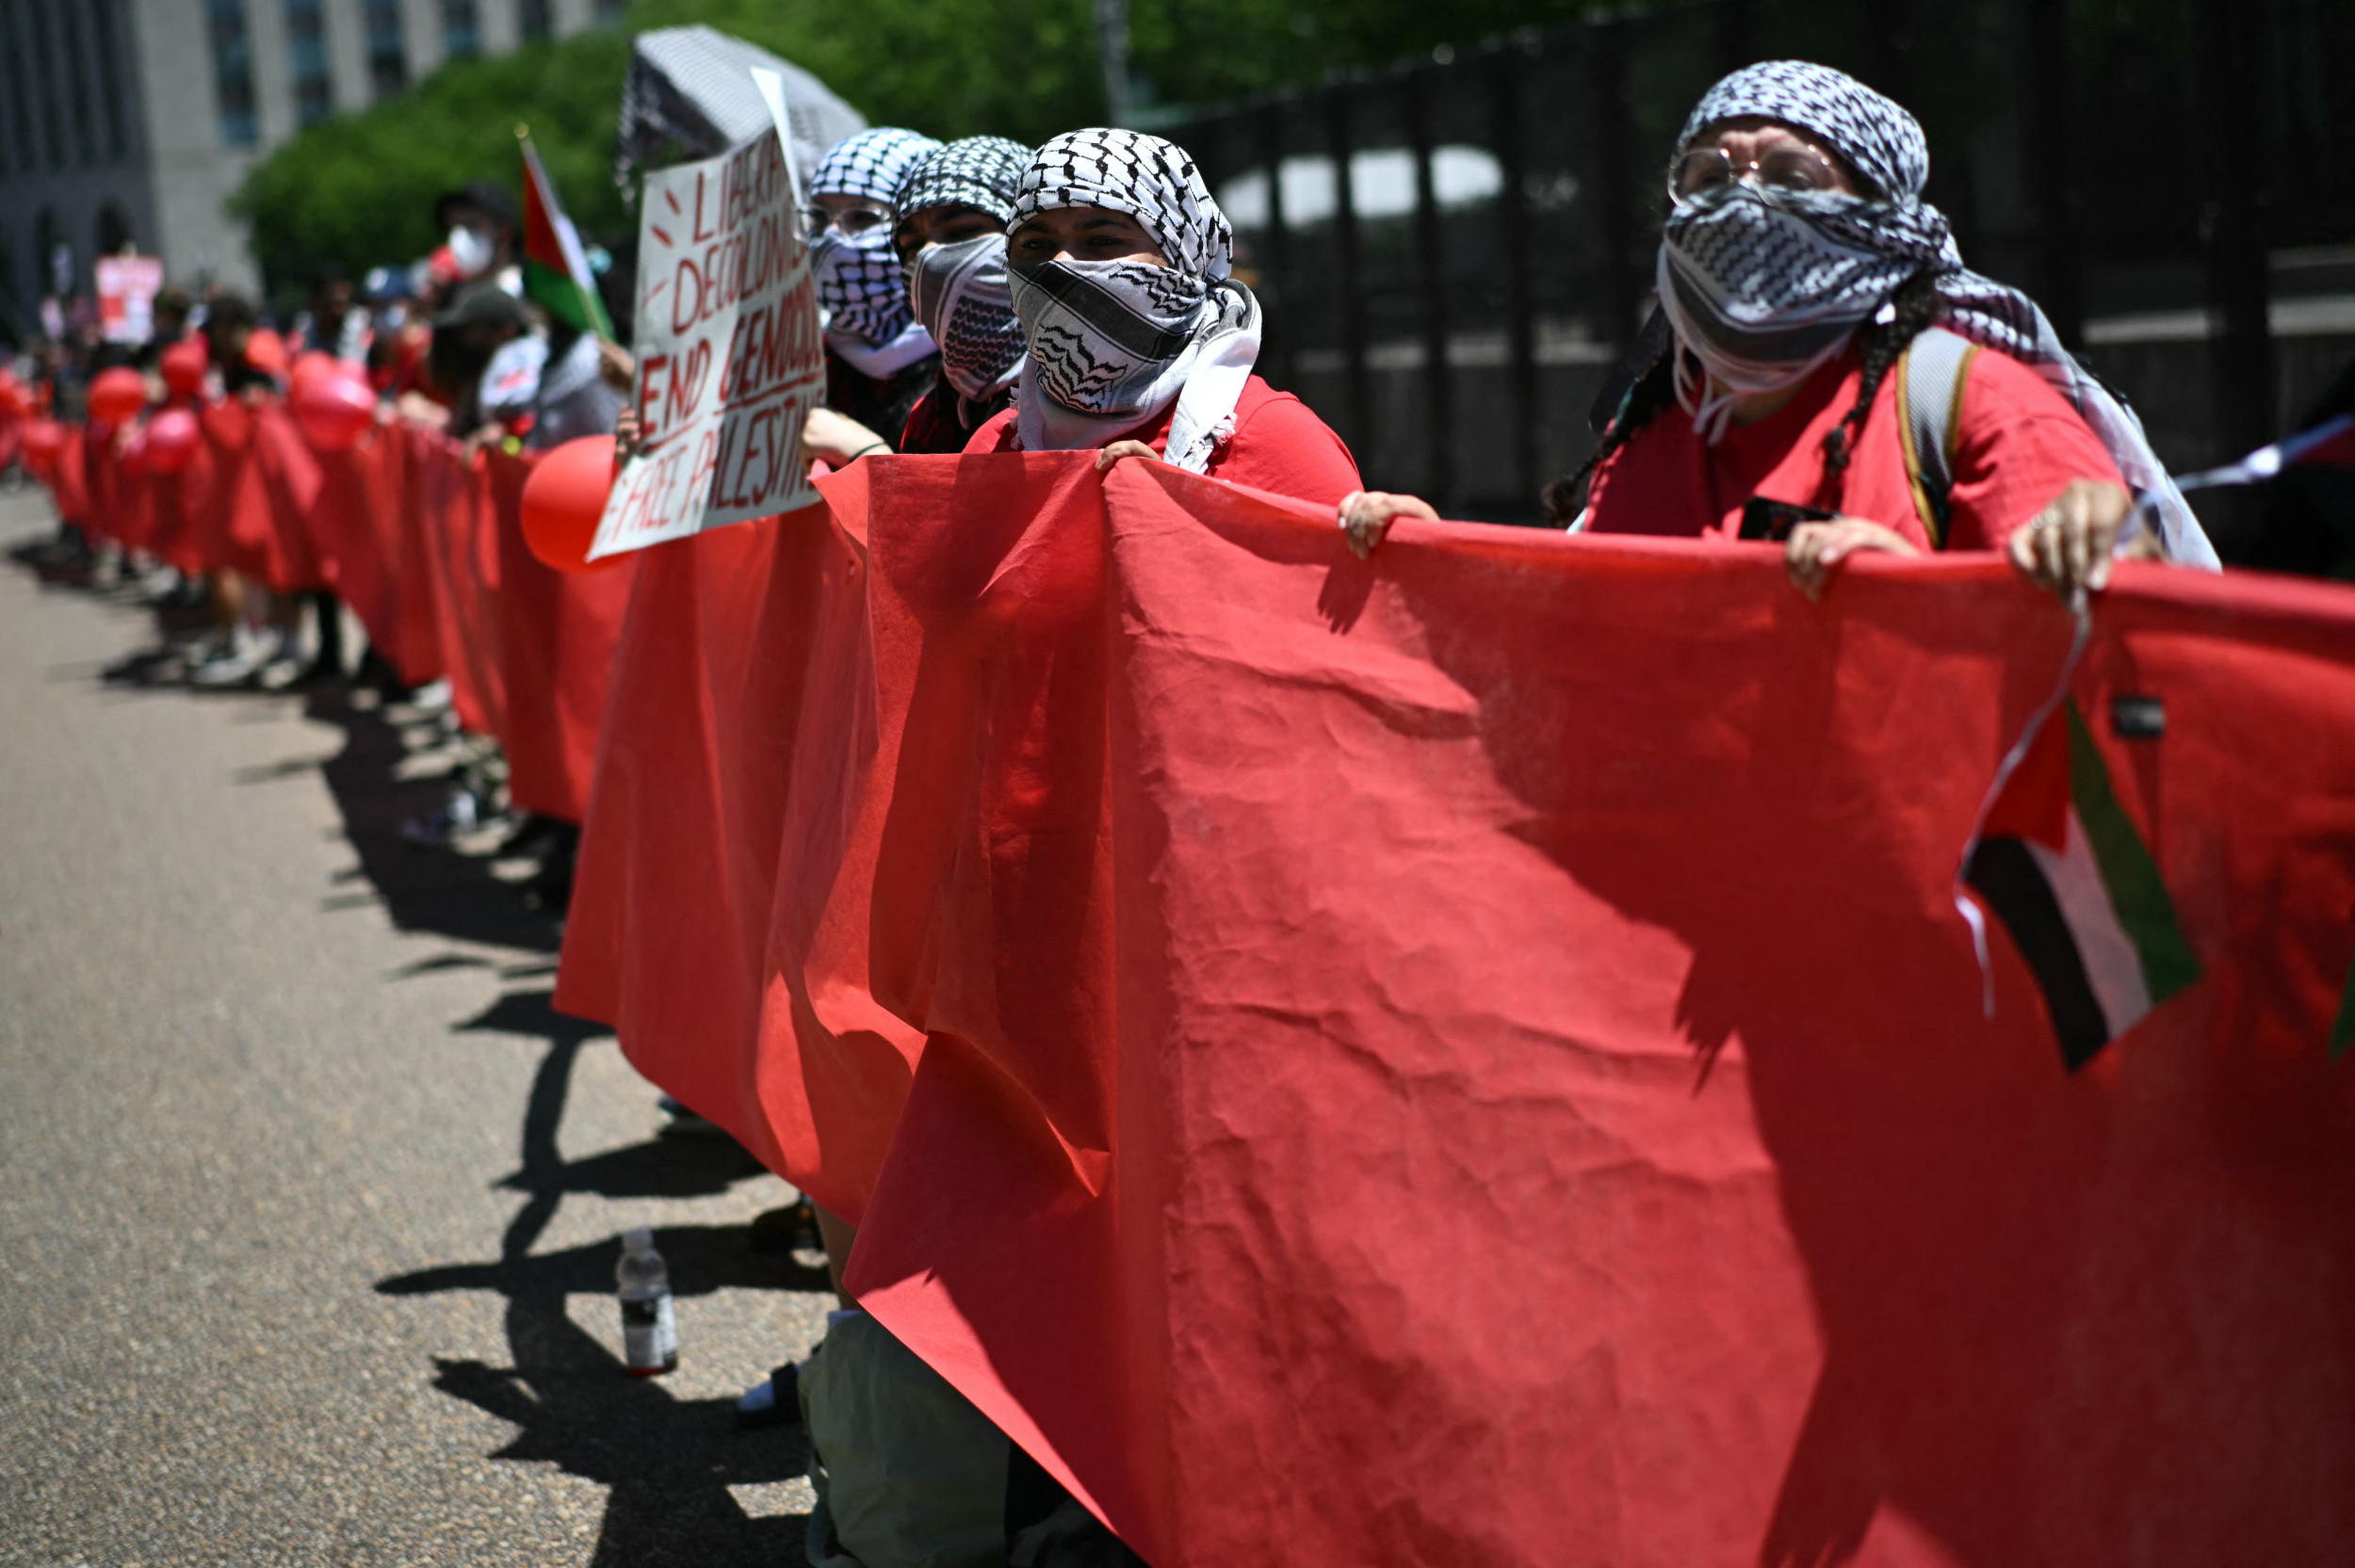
[[382, 1034, 826, 1565]]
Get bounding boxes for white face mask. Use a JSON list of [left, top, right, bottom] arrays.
[[447, 224, 495, 281]]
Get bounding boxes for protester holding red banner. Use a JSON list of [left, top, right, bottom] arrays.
[[972, 129, 1362, 505], [1340, 61, 2217, 605], [806, 127, 944, 452], [889, 137, 1033, 455]]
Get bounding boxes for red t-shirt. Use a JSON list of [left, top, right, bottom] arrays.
[[965, 374, 1364, 507], [1584, 344, 2122, 550]]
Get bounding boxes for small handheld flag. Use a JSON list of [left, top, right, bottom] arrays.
[[2174, 411, 2355, 492], [519, 128, 615, 340], [1962, 697, 2201, 1069]]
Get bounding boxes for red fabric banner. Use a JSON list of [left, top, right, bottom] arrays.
[[485, 447, 640, 823], [562, 455, 2355, 1566], [405, 434, 506, 737]]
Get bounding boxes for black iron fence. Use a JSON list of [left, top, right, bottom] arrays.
[[1160, 0, 2355, 524]]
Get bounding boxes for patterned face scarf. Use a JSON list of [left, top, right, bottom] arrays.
[[909, 234, 1027, 407], [808, 128, 940, 370], [1659, 60, 2215, 566], [1005, 128, 1261, 472], [893, 137, 1033, 409]]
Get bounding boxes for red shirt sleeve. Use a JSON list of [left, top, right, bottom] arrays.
[[1943, 348, 2123, 550], [1207, 383, 1364, 507]]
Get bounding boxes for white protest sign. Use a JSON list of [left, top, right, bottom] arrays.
[[589, 107, 823, 560], [96, 254, 165, 345]]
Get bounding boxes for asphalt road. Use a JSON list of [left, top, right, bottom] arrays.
[[0, 489, 832, 1566]]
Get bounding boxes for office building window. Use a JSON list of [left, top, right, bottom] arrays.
[[519, 0, 550, 40], [89, 0, 130, 160], [208, 0, 257, 146], [57, 0, 97, 165], [442, 0, 479, 59], [2, 0, 39, 172], [26, 0, 65, 168], [285, 0, 332, 127], [364, 0, 405, 99]]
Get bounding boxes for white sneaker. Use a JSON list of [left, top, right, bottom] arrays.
[[189, 628, 268, 688]]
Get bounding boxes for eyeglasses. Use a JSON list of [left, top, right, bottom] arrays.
[[1667, 144, 1844, 204], [801, 203, 894, 240]]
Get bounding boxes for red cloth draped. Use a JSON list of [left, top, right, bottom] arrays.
[[483, 447, 640, 823], [48, 427, 90, 525], [561, 454, 2355, 1567], [304, 428, 426, 678], [405, 434, 506, 736]]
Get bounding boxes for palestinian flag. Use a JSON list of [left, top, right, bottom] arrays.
[[1964, 700, 2201, 1069], [520, 133, 614, 339]]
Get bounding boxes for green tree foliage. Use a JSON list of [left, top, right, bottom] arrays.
[[230, 0, 1627, 296], [232, 31, 636, 297]]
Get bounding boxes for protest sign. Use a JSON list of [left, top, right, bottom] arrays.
[[96, 254, 165, 345], [590, 118, 822, 560]]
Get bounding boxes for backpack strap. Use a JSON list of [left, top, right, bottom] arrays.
[[1894, 326, 1981, 550]]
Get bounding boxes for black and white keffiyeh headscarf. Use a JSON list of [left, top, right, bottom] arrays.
[[1658, 60, 2215, 566], [808, 128, 941, 373], [894, 138, 1032, 412], [895, 136, 1032, 232], [1004, 128, 1261, 471]]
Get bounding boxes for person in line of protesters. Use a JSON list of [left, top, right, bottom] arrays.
[[436, 181, 524, 309], [176, 293, 270, 683], [300, 265, 370, 366], [422, 286, 533, 437], [968, 127, 1363, 508], [761, 123, 1367, 1407], [805, 128, 944, 451], [804, 135, 1036, 461], [895, 137, 1034, 454], [1336, 60, 2216, 605]]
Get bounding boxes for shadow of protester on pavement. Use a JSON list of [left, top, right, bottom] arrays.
[[429, 1297, 815, 1568], [380, 1027, 830, 1564]]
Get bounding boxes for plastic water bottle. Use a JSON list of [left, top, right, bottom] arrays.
[[617, 1228, 678, 1377]]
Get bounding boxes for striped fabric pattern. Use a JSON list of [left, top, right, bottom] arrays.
[[1964, 701, 2200, 1068]]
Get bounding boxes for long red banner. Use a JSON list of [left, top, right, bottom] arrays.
[[560, 454, 2355, 1566]]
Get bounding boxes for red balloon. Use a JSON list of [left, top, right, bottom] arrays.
[[145, 409, 202, 475], [160, 338, 210, 399], [0, 374, 29, 419], [21, 418, 65, 477], [88, 366, 149, 424], [290, 350, 337, 393], [243, 328, 288, 377], [521, 436, 623, 573], [292, 370, 378, 452]]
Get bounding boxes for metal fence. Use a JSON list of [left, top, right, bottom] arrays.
[[1161, 0, 2355, 523]]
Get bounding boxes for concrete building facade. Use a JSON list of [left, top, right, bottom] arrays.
[[0, 0, 620, 341]]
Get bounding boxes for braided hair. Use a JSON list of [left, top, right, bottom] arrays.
[[1811, 267, 1944, 512], [1540, 267, 1948, 528], [1541, 345, 1676, 527]]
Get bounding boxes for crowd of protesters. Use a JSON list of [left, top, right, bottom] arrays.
[[1, 56, 2236, 1568]]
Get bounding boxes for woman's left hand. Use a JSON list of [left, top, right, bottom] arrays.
[[1095, 440, 1160, 472], [1784, 517, 1920, 599]]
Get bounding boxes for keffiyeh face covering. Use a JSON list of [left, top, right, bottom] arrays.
[[1657, 60, 2215, 565], [808, 128, 940, 364], [894, 137, 1034, 408], [1005, 128, 1260, 472], [909, 234, 1027, 406]]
